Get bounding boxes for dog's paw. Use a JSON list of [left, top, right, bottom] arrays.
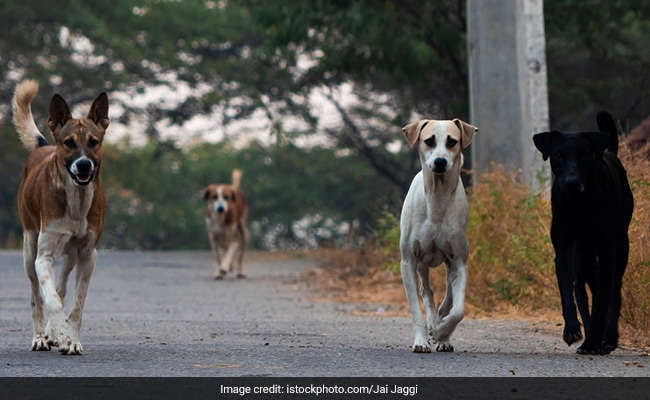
[[214, 270, 227, 280], [577, 342, 613, 356], [563, 326, 583, 346], [31, 335, 51, 351], [236, 273, 247, 279], [436, 342, 454, 352], [412, 344, 432, 353], [59, 338, 83, 355]]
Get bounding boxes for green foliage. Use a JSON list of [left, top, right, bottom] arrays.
[[0, 124, 29, 247], [544, 0, 650, 129], [373, 209, 401, 272]]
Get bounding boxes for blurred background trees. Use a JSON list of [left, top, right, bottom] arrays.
[[0, 0, 648, 249]]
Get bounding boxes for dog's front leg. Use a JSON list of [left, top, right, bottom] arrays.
[[23, 231, 49, 351], [60, 246, 96, 355], [431, 259, 467, 352], [401, 258, 430, 353], [218, 241, 240, 277], [35, 251, 68, 350], [578, 249, 615, 355], [416, 263, 438, 344], [554, 247, 582, 346]]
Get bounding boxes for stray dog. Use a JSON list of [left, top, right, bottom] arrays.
[[533, 111, 634, 355], [400, 118, 477, 352], [12, 79, 109, 355], [203, 169, 250, 280]]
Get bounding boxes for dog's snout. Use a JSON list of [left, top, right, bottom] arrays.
[[433, 158, 448, 172], [563, 176, 585, 192], [216, 205, 225, 213], [74, 159, 93, 174]]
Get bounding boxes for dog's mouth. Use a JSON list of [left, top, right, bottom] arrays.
[[68, 157, 96, 187], [70, 172, 93, 186]]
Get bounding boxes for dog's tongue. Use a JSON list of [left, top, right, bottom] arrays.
[[76, 174, 91, 183]]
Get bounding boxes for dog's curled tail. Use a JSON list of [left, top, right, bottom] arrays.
[[596, 111, 619, 155], [231, 169, 243, 189], [12, 79, 48, 151]]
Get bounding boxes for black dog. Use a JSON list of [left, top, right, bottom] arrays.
[[533, 112, 634, 355]]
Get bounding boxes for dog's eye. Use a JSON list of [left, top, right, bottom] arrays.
[[63, 138, 76, 148], [424, 137, 436, 147], [446, 137, 458, 147], [88, 137, 100, 148], [223, 195, 230, 201]]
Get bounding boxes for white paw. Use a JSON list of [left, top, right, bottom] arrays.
[[412, 337, 432, 353], [436, 342, 454, 352], [31, 334, 51, 351], [45, 320, 65, 348], [59, 338, 83, 355]]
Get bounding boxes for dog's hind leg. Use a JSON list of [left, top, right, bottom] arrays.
[[574, 243, 595, 334], [574, 280, 590, 333], [57, 247, 78, 305], [23, 231, 49, 351], [438, 259, 454, 319], [401, 258, 431, 353]]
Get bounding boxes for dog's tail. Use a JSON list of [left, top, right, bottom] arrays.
[[12, 79, 49, 151], [596, 111, 619, 155], [231, 169, 243, 189]]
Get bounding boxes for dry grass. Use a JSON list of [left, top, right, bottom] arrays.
[[308, 140, 650, 350]]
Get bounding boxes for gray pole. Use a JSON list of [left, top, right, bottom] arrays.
[[467, 0, 550, 191]]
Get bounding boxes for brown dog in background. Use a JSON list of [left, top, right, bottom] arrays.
[[12, 79, 109, 355], [203, 170, 250, 280]]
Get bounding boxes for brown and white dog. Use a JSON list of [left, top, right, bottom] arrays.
[[400, 118, 477, 353], [12, 79, 109, 355], [203, 169, 250, 280]]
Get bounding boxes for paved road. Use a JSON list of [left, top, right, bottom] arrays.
[[0, 250, 648, 377]]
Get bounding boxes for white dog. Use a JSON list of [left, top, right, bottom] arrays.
[[399, 118, 477, 353]]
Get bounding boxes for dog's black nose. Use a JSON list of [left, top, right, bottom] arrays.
[[75, 159, 93, 174], [563, 176, 585, 192], [433, 158, 447, 172], [217, 205, 225, 213]]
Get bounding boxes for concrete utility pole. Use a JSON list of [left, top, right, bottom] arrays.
[[467, 0, 549, 191]]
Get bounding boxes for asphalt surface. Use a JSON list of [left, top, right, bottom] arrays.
[[1, 249, 649, 377]]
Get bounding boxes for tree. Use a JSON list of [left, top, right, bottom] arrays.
[[544, 0, 650, 131]]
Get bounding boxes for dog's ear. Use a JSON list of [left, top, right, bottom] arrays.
[[581, 131, 610, 160], [88, 92, 110, 130], [402, 120, 429, 148], [47, 94, 73, 135], [203, 187, 212, 201], [453, 119, 478, 149], [532, 131, 559, 161]]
